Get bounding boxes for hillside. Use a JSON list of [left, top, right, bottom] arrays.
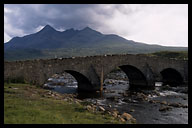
[[4, 25, 187, 61]]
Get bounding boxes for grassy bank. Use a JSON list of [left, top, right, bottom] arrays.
[[4, 83, 122, 124], [146, 51, 188, 60]]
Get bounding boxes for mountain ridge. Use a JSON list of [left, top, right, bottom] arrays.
[[4, 25, 187, 61]]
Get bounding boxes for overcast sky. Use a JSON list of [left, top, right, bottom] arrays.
[[4, 4, 188, 47]]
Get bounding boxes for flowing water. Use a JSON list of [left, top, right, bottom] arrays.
[[44, 72, 188, 124]]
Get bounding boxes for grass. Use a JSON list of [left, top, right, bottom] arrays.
[[146, 51, 188, 60], [4, 83, 122, 124]]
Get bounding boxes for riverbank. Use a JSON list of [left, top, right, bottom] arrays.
[[4, 83, 134, 124]]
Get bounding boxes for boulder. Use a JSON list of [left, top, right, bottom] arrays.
[[119, 117, 126, 122], [153, 90, 160, 96], [160, 101, 167, 105], [168, 103, 181, 107], [98, 106, 105, 111], [159, 106, 172, 111], [183, 97, 187, 100], [86, 105, 92, 111], [134, 92, 148, 101], [74, 100, 80, 104], [112, 110, 119, 118], [106, 96, 118, 101], [107, 111, 111, 115], [112, 112, 118, 118], [109, 90, 116, 93], [149, 100, 155, 103], [121, 112, 133, 121], [181, 105, 188, 108], [168, 103, 188, 108], [118, 92, 123, 95], [130, 117, 137, 123], [123, 92, 128, 97]]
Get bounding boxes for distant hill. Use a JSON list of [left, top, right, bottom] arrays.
[[4, 25, 187, 61]]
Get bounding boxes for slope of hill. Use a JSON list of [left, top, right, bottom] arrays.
[[4, 25, 187, 61]]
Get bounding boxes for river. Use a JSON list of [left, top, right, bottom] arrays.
[[43, 72, 188, 124]]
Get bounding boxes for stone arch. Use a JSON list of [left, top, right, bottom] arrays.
[[64, 70, 95, 92], [104, 65, 148, 89], [160, 68, 184, 86], [119, 65, 148, 89]]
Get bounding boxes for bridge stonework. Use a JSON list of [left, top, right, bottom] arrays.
[[4, 54, 188, 91]]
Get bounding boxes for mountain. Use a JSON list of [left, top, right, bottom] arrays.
[[4, 25, 187, 61]]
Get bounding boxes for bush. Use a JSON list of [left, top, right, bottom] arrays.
[[5, 77, 26, 84]]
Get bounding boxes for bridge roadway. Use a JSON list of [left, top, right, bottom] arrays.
[[4, 54, 188, 91]]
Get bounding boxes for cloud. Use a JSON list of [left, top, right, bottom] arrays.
[[93, 4, 188, 47], [4, 4, 188, 47], [4, 33, 11, 43]]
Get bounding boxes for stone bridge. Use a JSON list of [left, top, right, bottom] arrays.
[[4, 54, 188, 91]]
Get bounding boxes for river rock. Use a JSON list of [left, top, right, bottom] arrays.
[[181, 105, 188, 108], [121, 112, 133, 121], [42, 86, 52, 89], [111, 110, 119, 118], [130, 117, 137, 123], [107, 111, 111, 115], [135, 92, 148, 101], [168, 102, 187, 108], [113, 108, 117, 111], [183, 97, 187, 100], [67, 97, 73, 102], [91, 104, 97, 109], [109, 90, 116, 93], [74, 100, 80, 104], [160, 101, 167, 105], [162, 84, 171, 90], [122, 98, 131, 102], [112, 111, 118, 118], [118, 92, 123, 95], [86, 105, 92, 111], [41, 94, 46, 97], [122, 93, 128, 97], [98, 106, 105, 111], [56, 82, 66, 86], [63, 98, 68, 102], [168, 103, 181, 107], [159, 106, 172, 111], [149, 100, 155, 103], [106, 96, 118, 101], [118, 80, 126, 85], [76, 99, 82, 103], [180, 88, 188, 94], [153, 90, 160, 96], [119, 117, 126, 122]]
